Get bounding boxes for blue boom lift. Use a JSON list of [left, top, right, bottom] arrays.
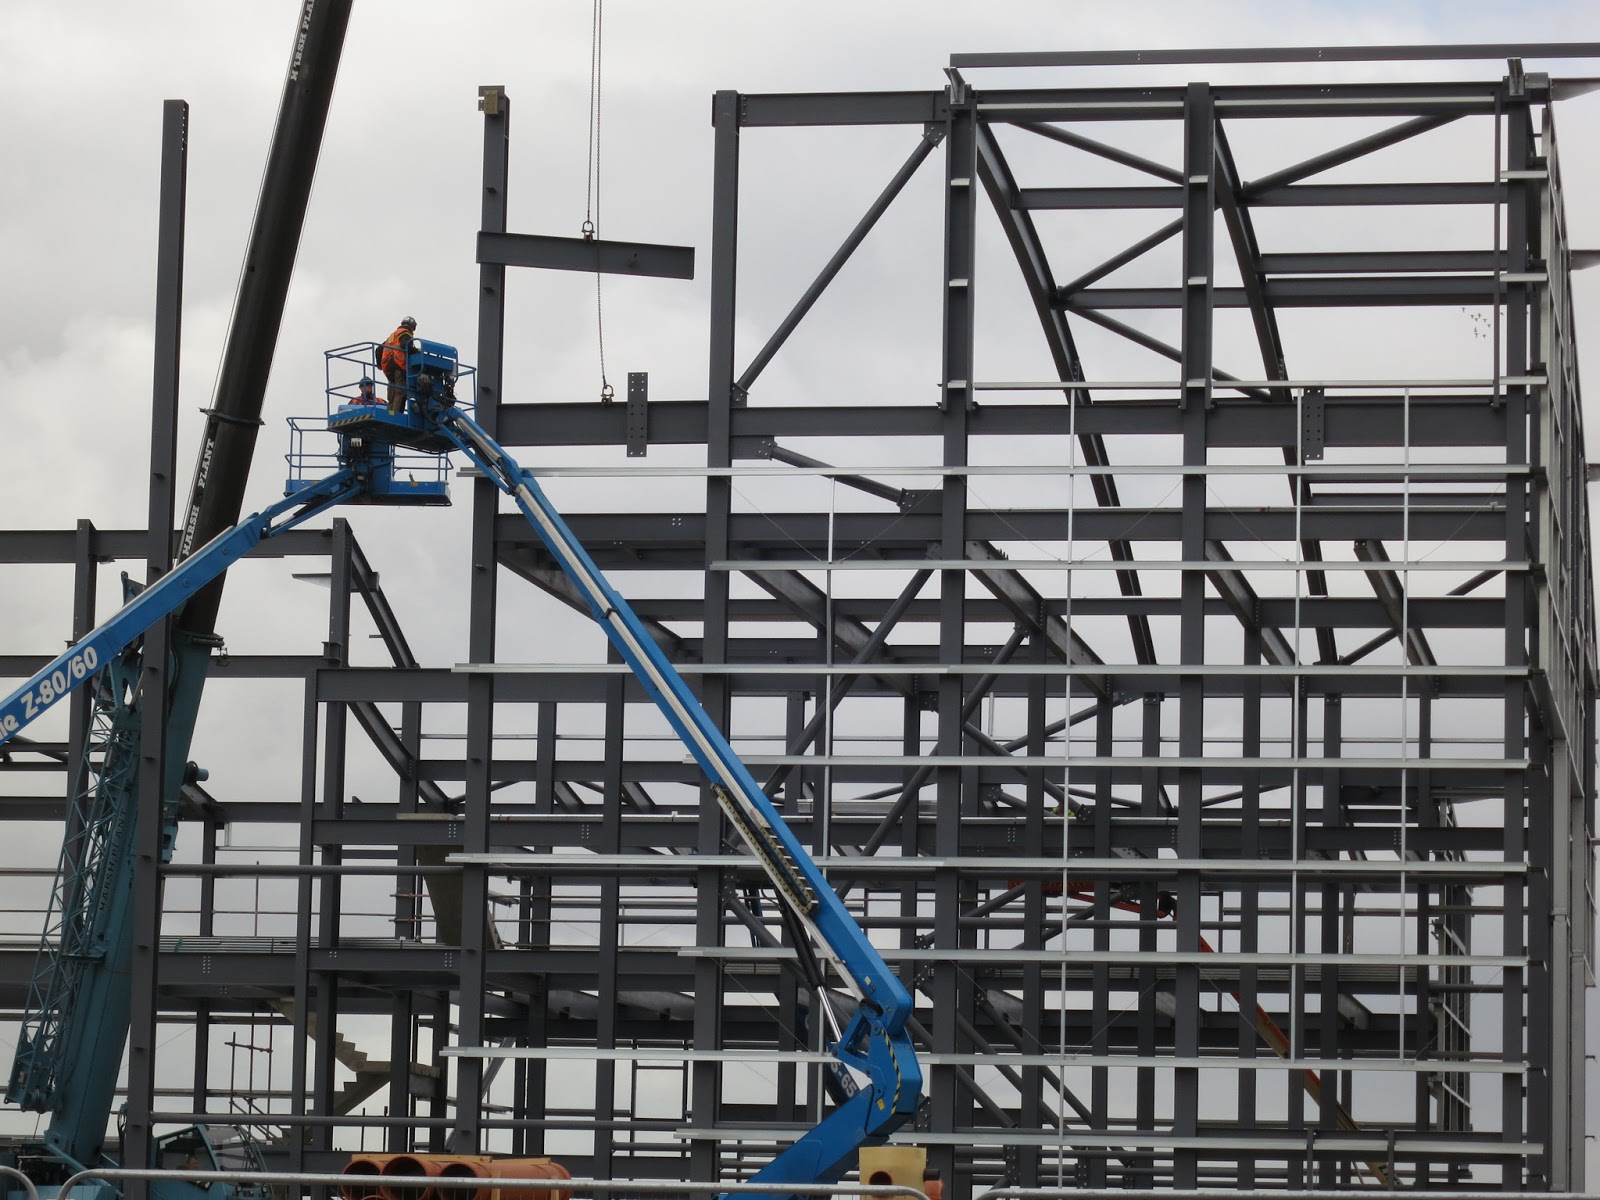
[[0, 338, 922, 1199]]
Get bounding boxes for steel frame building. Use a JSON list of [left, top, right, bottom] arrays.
[[2, 43, 1597, 1196]]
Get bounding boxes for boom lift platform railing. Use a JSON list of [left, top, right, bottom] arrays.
[[0, 337, 921, 1200]]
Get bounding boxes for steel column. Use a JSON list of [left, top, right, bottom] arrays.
[[456, 80, 513, 1153], [1171, 82, 1214, 1190], [692, 88, 742, 1189], [930, 79, 978, 1195], [124, 98, 188, 1192]]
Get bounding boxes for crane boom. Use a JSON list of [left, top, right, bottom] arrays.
[[176, 0, 353, 634]]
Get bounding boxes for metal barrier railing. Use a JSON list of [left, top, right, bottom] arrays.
[[34, 1168, 1596, 1200], [51, 1169, 933, 1200], [974, 1191, 1593, 1200], [0, 1166, 39, 1200]]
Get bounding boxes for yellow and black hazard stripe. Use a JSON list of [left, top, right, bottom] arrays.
[[877, 1029, 905, 1112]]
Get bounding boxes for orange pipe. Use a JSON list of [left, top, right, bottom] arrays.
[[437, 1159, 494, 1200], [341, 1156, 398, 1200], [486, 1157, 572, 1200], [379, 1154, 450, 1200]]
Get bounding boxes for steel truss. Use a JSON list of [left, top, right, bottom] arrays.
[[0, 43, 1596, 1198]]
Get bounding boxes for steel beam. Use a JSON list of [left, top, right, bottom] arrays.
[[476, 231, 694, 279], [490, 394, 1510, 447], [952, 42, 1600, 67], [1024, 181, 1502, 210], [1058, 277, 1501, 308]]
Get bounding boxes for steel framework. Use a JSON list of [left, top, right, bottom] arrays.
[[1, 44, 1597, 1197]]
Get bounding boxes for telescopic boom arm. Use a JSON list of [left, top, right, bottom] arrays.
[[0, 473, 356, 748], [436, 408, 923, 1194], [0, 473, 360, 750]]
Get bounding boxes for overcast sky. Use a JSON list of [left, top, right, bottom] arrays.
[[0, 0, 1594, 678], [2, 0, 1597, 642], [3, 0, 1600, 1176]]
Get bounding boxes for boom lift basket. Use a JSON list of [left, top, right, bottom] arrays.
[[284, 341, 475, 505]]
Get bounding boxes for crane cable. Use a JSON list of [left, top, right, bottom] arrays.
[[583, 0, 614, 404]]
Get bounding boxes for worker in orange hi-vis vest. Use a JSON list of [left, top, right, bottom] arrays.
[[380, 316, 417, 414]]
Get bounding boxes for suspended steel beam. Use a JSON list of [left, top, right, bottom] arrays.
[[476, 231, 695, 279]]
